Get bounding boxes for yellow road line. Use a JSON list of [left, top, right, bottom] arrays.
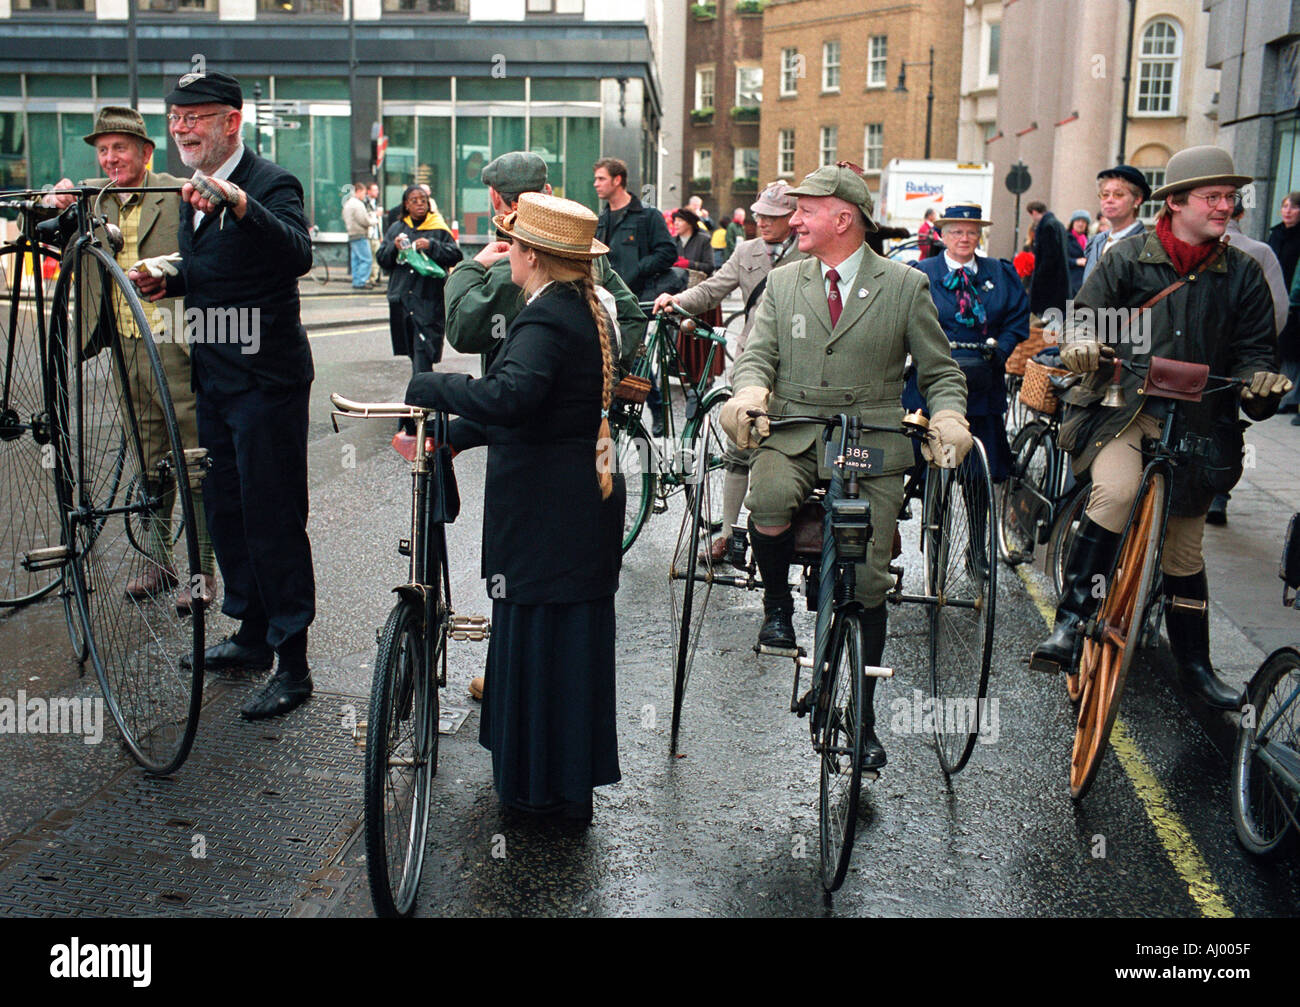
[[1015, 564, 1233, 918], [307, 323, 387, 339]]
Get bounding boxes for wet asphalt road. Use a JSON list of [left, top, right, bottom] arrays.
[[2, 291, 1299, 916]]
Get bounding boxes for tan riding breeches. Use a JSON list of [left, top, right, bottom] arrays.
[[1083, 411, 1206, 576]]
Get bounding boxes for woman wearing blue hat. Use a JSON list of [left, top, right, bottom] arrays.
[[903, 203, 1029, 481]]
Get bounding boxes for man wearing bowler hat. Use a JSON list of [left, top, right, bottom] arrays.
[[1082, 164, 1150, 283], [1033, 145, 1290, 711], [131, 69, 317, 720], [720, 162, 969, 770], [44, 107, 217, 612]]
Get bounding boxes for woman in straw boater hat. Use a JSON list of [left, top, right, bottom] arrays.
[[405, 192, 624, 824]]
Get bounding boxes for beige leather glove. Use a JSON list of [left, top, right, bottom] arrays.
[[130, 252, 182, 278], [720, 386, 770, 450], [922, 409, 973, 469], [1059, 340, 1103, 373], [1240, 371, 1294, 401]]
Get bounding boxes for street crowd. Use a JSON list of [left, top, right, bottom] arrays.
[[41, 65, 1295, 827]]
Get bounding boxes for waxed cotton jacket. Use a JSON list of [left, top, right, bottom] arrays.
[[1059, 229, 1278, 516], [596, 195, 677, 298], [732, 244, 967, 477]]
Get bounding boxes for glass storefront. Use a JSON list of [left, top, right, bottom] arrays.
[[2, 73, 613, 241]]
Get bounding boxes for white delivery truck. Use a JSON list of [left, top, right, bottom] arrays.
[[878, 159, 995, 253]]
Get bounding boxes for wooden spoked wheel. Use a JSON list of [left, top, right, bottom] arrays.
[[1069, 473, 1165, 801]]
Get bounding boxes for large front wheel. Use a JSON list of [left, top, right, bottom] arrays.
[[819, 606, 866, 892], [1231, 648, 1300, 859], [364, 597, 438, 917], [924, 439, 997, 775], [1071, 471, 1165, 801], [611, 411, 656, 553]]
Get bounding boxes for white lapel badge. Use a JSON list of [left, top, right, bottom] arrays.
[[981, 279, 994, 291], [857, 288, 868, 299]]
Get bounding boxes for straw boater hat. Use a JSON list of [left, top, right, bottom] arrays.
[[933, 203, 991, 229], [493, 191, 608, 260], [1150, 146, 1252, 200]]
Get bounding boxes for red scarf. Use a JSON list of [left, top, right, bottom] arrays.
[[1155, 213, 1221, 276]]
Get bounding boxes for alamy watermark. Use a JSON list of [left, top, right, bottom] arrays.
[[0, 690, 103, 744], [889, 689, 1000, 744], [142, 304, 262, 355], [1038, 300, 1152, 356]]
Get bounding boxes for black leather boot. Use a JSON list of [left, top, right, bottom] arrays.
[[1030, 517, 1121, 673], [750, 523, 795, 651], [860, 605, 888, 770], [1163, 570, 1242, 710]]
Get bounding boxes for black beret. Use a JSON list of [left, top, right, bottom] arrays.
[[165, 70, 243, 109], [1096, 164, 1151, 203]]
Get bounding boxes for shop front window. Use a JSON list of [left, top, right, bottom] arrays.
[[455, 114, 491, 238]]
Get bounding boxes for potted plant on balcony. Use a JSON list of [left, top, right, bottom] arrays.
[[730, 105, 760, 123], [690, 106, 715, 125], [732, 176, 759, 192], [735, 0, 765, 14], [691, 176, 713, 193], [691, 3, 717, 20]]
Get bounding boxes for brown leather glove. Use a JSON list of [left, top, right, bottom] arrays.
[[922, 410, 973, 469], [720, 386, 770, 450]]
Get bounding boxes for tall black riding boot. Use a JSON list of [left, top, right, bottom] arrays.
[[750, 522, 795, 650], [860, 604, 888, 770], [1029, 516, 1121, 673], [1163, 570, 1242, 710]]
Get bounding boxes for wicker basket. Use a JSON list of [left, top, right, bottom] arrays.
[[1006, 325, 1051, 377], [1020, 357, 1070, 415], [613, 374, 652, 404]]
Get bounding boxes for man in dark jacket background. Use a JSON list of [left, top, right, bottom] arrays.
[[1027, 200, 1070, 318], [132, 69, 317, 720], [592, 156, 676, 299]]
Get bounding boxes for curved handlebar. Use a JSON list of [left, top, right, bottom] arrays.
[[330, 392, 435, 419], [746, 409, 930, 439]]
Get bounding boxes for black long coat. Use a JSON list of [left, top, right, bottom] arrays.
[[405, 282, 624, 604], [375, 218, 462, 356], [1029, 211, 1071, 318], [169, 146, 314, 393]]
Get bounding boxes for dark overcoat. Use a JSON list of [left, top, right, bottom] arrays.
[[375, 218, 462, 356], [1059, 230, 1278, 517], [405, 282, 624, 604]]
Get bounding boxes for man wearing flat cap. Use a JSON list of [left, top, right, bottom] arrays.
[[1082, 164, 1150, 283], [720, 161, 969, 770], [132, 68, 317, 720], [43, 106, 216, 612], [1034, 145, 1291, 712], [445, 150, 645, 377], [653, 179, 807, 563]]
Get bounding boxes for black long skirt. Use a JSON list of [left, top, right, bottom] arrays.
[[479, 596, 621, 808]]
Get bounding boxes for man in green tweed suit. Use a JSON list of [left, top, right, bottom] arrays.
[[721, 162, 970, 769]]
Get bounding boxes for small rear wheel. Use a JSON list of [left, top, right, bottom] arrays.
[[997, 420, 1052, 567], [1231, 648, 1300, 859], [612, 412, 656, 553], [818, 606, 866, 892], [364, 597, 437, 917]]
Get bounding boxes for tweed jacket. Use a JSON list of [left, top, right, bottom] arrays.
[[78, 169, 187, 352], [732, 243, 967, 476], [673, 235, 806, 349]]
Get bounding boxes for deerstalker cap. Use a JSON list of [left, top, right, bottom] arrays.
[[787, 161, 878, 231]]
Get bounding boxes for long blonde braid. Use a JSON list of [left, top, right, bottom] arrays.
[[578, 272, 616, 500]]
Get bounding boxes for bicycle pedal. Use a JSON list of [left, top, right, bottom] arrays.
[[21, 545, 71, 571], [863, 665, 894, 679], [353, 719, 367, 748], [1168, 594, 1207, 614], [1028, 654, 1066, 674], [755, 643, 799, 658], [449, 614, 491, 641], [861, 769, 880, 783], [183, 447, 212, 470]]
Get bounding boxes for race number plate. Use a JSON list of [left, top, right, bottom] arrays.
[[824, 442, 881, 474]]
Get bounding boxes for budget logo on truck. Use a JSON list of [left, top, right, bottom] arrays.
[[904, 180, 945, 201]]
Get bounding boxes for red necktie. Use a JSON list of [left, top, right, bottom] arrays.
[[826, 268, 842, 327]]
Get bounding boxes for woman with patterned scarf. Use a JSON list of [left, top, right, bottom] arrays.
[[903, 203, 1029, 480]]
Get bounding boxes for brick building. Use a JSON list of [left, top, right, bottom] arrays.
[[681, 0, 765, 221], [758, 0, 963, 198]]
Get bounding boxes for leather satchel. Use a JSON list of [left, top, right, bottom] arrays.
[[1141, 356, 1209, 402]]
